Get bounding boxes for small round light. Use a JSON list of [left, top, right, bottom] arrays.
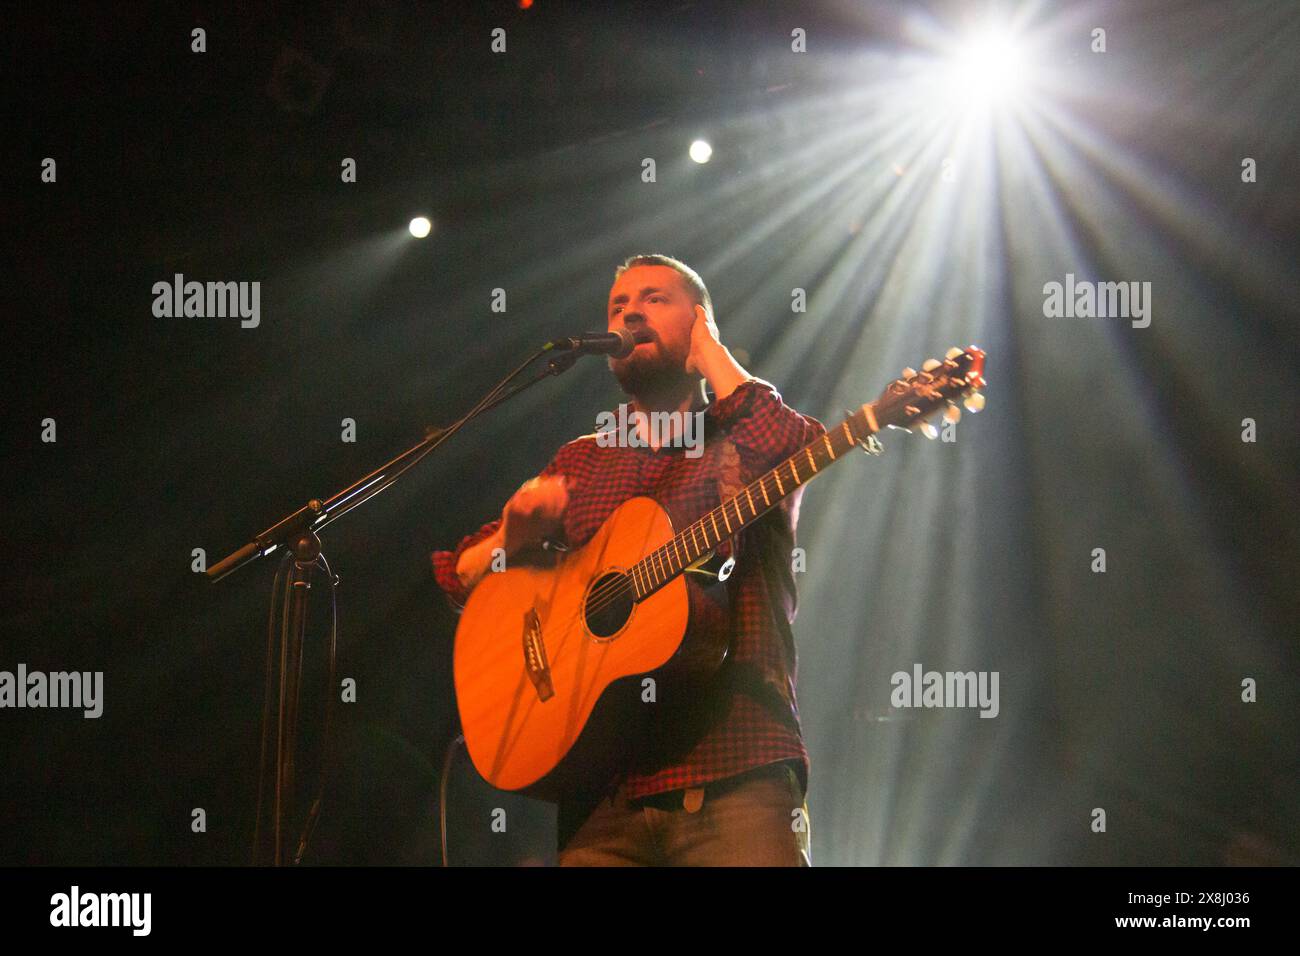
[[689, 140, 713, 164], [409, 216, 432, 239]]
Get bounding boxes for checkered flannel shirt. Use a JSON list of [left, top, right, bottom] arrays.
[[431, 379, 823, 799]]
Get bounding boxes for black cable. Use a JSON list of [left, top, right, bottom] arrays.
[[253, 344, 560, 865], [252, 552, 291, 865], [290, 553, 338, 865], [438, 733, 465, 867]]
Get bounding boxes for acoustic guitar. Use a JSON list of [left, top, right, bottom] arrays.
[[454, 346, 986, 797]]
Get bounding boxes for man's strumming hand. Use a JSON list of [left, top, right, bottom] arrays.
[[455, 474, 569, 593], [500, 474, 569, 557]]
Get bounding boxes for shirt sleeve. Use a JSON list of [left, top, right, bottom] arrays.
[[708, 378, 826, 482], [429, 453, 565, 611], [430, 518, 502, 611]]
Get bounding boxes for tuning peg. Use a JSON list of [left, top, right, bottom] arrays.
[[945, 346, 963, 360], [964, 391, 985, 413], [919, 420, 938, 439], [944, 402, 961, 424], [901, 367, 917, 380], [921, 358, 941, 372]]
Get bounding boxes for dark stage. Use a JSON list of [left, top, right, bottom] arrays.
[[4, 0, 1297, 901]]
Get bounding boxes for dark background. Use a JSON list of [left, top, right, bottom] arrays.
[[4, 0, 1297, 866]]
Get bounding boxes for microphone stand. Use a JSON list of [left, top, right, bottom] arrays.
[[209, 342, 583, 866]]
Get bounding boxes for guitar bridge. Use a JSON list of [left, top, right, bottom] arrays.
[[522, 608, 554, 702]]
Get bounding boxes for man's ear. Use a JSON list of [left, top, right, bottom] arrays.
[[694, 303, 708, 324]]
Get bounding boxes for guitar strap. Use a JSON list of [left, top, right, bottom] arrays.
[[712, 435, 743, 563], [710, 434, 800, 724]]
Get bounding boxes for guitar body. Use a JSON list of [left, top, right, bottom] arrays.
[[454, 496, 726, 800]]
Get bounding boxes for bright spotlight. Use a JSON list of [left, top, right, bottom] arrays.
[[948, 28, 1025, 106], [689, 140, 713, 164], [408, 216, 432, 239]]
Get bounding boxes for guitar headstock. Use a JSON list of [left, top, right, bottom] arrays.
[[860, 346, 986, 440]]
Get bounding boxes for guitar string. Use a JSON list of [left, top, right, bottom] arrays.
[[566, 403, 874, 617], [522, 378, 968, 636], [542, 482, 757, 634], [572, 416, 871, 622], [570, 419, 867, 622], [584, 417, 866, 613], [560, 449, 819, 626], [569, 381, 966, 622], [579, 469, 781, 615], [577, 397, 948, 621]]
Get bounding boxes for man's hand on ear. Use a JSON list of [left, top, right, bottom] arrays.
[[686, 303, 751, 401], [685, 303, 723, 375]]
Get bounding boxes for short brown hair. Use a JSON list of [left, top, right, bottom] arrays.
[[615, 254, 713, 319]]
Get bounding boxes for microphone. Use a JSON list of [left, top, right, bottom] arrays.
[[546, 328, 652, 358]]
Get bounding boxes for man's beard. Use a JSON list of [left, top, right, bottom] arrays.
[[609, 342, 690, 399]]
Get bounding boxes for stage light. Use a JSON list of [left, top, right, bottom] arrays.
[[689, 139, 713, 164], [408, 216, 432, 239], [948, 28, 1024, 106]]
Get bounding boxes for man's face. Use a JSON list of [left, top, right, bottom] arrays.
[[605, 264, 699, 396]]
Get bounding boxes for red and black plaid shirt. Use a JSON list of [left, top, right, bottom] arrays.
[[431, 379, 823, 800]]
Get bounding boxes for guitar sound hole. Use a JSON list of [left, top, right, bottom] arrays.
[[584, 571, 634, 639]]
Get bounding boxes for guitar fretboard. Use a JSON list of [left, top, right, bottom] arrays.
[[627, 405, 872, 600]]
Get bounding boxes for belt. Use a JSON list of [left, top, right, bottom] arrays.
[[632, 759, 801, 813]]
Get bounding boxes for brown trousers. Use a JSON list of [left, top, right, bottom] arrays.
[[557, 759, 811, 866]]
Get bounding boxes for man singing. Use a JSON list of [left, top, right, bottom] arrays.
[[432, 254, 822, 865]]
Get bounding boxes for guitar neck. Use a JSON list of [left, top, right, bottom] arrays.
[[628, 403, 877, 600]]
